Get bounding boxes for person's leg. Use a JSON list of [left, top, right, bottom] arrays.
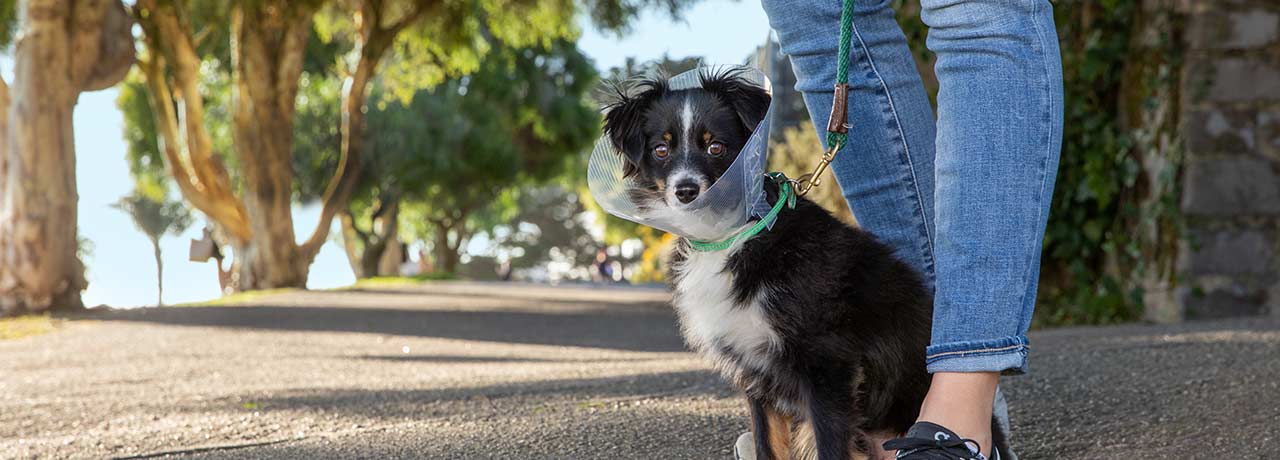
[[917, 0, 1064, 455], [761, 0, 938, 282]]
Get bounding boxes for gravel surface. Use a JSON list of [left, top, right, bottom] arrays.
[[1, 281, 1276, 459]]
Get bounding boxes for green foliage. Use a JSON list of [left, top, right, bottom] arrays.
[[891, 1, 1185, 326], [369, 41, 599, 265], [0, 0, 17, 49], [117, 71, 169, 196], [112, 189, 194, 244], [313, 0, 698, 105], [1036, 0, 1147, 325], [581, 0, 685, 34], [121, 18, 351, 203], [473, 185, 602, 272], [292, 72, 345, 202]]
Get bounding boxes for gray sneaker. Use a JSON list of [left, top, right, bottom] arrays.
[[733, 432, 755, 460]]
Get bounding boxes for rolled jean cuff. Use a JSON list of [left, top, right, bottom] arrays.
[[925, 336, 1029, 375]]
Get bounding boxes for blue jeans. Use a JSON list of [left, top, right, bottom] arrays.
[[761, 0, 1063, 374]]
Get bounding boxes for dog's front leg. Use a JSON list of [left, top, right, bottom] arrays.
[[749, 396, 791, 460], [804, 374, 855, 460]]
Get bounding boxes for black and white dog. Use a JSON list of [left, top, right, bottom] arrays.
[[602, 68, 1007, 460]]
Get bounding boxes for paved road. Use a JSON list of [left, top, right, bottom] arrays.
[[2, 282, 1277, 459]]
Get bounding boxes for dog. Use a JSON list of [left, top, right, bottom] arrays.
[[602, 68, 1008, 460]]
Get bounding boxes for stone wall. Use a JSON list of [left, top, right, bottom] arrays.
[[1178, 0, 1280, 319]]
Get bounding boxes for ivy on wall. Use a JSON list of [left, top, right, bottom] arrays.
[[892, 0, 1187, 325]]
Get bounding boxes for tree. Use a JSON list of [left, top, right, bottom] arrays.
[[112, 190, 193, 306], [127, 0, 681, 290], [483, 185, 606, 273], [316, 0, 677, 278], [129, 0, 381, 290], [0, 0, 134, 316], [376, 42, 598, 274]]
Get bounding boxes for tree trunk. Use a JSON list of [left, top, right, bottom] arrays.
[[373, 197, 400, 276], [341, 192, 400, 279], [434, 224, 456, 274], [0, 0, 133, 316], [376, 235, 402, 276], [229, 1, 316, 290], [433, 219, 466, 275], [151, 237, 164, 306], [339, 211, 367, 278], [131, 0, 432, 293]]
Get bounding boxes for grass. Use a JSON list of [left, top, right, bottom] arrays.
[[169, 273, 457, 306], [0, 313, 59, 340], [173, 288, 300, 307], [347, 272, 458, 289]]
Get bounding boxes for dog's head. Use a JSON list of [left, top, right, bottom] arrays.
[[602, 68, 771, 209]]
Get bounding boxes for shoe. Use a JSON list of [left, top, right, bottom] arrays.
[[733, 431, 755, 460], [882, 422, 996, 460]]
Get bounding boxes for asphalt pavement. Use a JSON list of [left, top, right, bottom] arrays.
[[1, 281, 1276, 459]]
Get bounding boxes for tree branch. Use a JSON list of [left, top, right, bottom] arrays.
[[298, 1, 429, 261], [135, 0, 252, 244], [382, 0, 435, 38]]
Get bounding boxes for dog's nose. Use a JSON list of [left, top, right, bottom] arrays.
[[674, 182, 700, 203]]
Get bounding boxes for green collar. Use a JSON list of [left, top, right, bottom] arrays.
[[687, 173, 796, 252]]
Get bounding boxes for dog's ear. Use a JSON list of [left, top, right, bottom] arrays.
[[700, 68, 771, 135], [602, 78, 667, 178]]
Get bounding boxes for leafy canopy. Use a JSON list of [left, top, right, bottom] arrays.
[[112, 190, 194, 243], [371, 40, 598, 226]]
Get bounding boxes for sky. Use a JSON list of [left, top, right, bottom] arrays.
[[22, 0, 772, 308]]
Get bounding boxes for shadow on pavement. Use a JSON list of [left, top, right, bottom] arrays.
[[88, 305, 689, 352], [337, 288, 670, 311], [354, 354, 675, 364], [175, 403, 744, 460], [247, 369, 729, 418]]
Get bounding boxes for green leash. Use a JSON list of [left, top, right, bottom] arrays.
[[827, 0, 855, 151], [687, 173, 797, 252], [796, 0, 854, 196], [686, 0, 855, 252]]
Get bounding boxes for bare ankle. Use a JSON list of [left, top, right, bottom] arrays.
[[916, 372, 999, 456]]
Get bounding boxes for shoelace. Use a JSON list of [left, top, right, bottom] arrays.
[[883, 435, 985, 460]]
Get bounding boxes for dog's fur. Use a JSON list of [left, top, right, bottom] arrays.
[[602, 68, 1008, 460]]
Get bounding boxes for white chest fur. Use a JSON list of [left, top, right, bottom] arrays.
[[671, 246, 779, 376]]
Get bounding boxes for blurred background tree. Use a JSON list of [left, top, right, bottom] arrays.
[[112, 190, 193, 306], [121, 0, 697, 291], [360, 41, 597, 275]]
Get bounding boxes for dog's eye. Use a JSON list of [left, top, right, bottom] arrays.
[[707, 142, 725, 156], [653, 144, 670, 159]]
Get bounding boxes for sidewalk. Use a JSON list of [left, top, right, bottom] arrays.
[[1, 282, 1276, 459]]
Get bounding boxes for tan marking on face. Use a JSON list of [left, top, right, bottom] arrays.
[[662, 132, 672, 142], [703, 131, 712, 145]]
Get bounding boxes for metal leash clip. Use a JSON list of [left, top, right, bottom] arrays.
[[796, 83, 850, 197], [795, 139, 841, 196]]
